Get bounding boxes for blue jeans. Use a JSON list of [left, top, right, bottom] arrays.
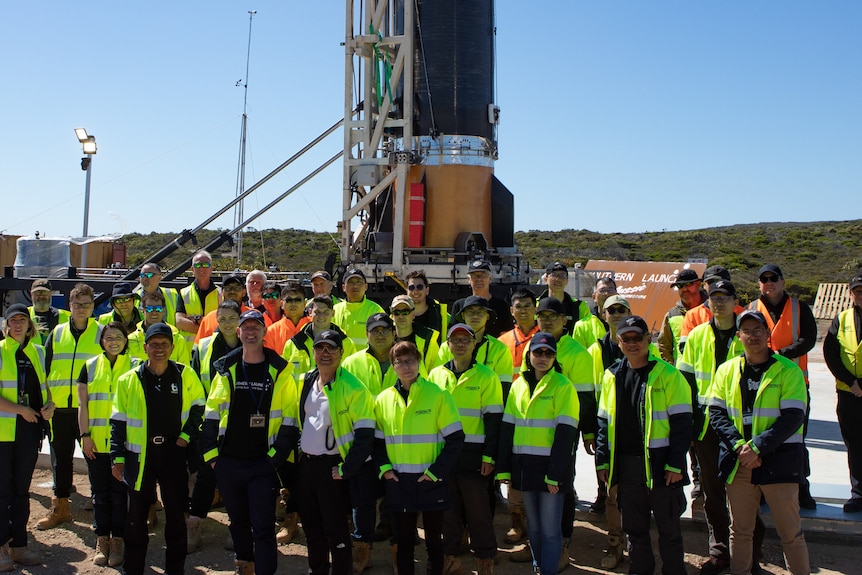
[[521, 489, 564, 575]]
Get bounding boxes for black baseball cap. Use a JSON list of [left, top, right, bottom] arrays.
[[703, 265, 731, 283], [529, 332, 557, 353], [145, 323, 174, 342], [4, 303, 29, 320], [617, 316, 649, 336], [850, 272, 862, 290], [467, 260, 492, 273], [343, 268, 366, 282], [366, 312, 394, 331], [708, 280, 737, 297], [737, 310, 768, 329], [757, 264, 783, 280], [314, 329, 344, 349], [459, 295, 496, 320], [238, 309, 266, 327], [537, 297, 565, 315], [222, 274, 244, 287], [545, 262, 568, 274]]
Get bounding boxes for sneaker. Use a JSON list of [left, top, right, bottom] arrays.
[[700, 556, 729, 575]]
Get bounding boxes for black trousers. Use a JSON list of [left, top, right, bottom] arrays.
[[296, 453, 352, 575], [85, 452, 127, 537], [125, 443, 188, 575], [215, 455, 280, 575], [49, 408, 78, 498], [186, 438, 217, 518], [395, 509, 444, 575], [617, 454, 687, 575], [838, 390, 862, 501], [0, 420, 41, 547]]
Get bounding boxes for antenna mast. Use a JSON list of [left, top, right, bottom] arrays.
[[234, 9, 257, 266]]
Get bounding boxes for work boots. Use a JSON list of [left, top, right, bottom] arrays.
[[476, 557, 494, 575], [510, 542, 533, 563], [186, 515, 204, 553], [352, 540, 373, 575], [36, 497, 72, 530], [600, 539, 624, 569], [557, 538, 570, 573], [8, 546, 41, 566], [276, 512, 300, 544], [504, 510, 527, 544], [234, 559, 255, 575], [0, 543, 11, 572], [94, 536, 111, 566], [108, 537, 125, 567], [442, 554, 463, 575]]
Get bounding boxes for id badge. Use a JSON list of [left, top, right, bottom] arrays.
[[249, 414, 266, 428], [18, 392, 29, 406], [742, 413, 753, 426]]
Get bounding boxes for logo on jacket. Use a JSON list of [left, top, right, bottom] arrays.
[[414, 409, 432, 415], [170, 383, 179, 394]]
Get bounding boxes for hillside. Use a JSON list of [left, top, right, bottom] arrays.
[[124, 220, 862, 305]]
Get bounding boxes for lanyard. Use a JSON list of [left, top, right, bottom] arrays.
[[240, 361, 271, 415]]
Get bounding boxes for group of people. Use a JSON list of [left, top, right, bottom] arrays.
[[0, 253, 856, 575]]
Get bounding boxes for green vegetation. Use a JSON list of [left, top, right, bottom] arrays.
[[124, 220, 862, 305]]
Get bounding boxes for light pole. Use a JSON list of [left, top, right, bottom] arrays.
[[75, 128, 97, 272]]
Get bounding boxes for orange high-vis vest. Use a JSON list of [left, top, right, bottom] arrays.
[[749, 297, 808, 384]]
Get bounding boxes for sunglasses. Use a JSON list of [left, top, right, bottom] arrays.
[[759, 275, 780, 283], [113, 296, 134, 304], [262, 293, 281, 300], [531, 348, 556, 358], [193, 261, 212, 269], [140, 272, 156, 279], [144, 305, 165, 313], [606, 306, 628, 314], [407, 284, 425, 291], [283, 297, 305, 304], [391, 309, 412, 316]]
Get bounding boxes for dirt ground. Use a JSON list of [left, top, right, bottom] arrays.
[[13, 468, 860, 575]]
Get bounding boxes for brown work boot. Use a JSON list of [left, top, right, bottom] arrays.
[[186, 515, 204, 553], [276, 511, 300, 544], [476, 557, 494, 575], [108, 537, 125, 567], [234, 559, 255, 575], [557, 539, 570, 573], [93, 536, 110, 566], [510, 543, 533, 563], [442, 554, 463, 575], [36, 497, 72, 530], [147, 501, 161, 531], [276, 488, 288, 521], [352, 540, 373, 575], [9, 546, 41, 566], [600, 544, 624, 569], [504, 510, 527, 544], [0, 543, 11, 572]]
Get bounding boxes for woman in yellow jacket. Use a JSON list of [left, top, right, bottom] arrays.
[[496, 332, 579, 575], [77, 321, 137, 567], [0, 304, 54, 570], [374, 341, 464, 575]]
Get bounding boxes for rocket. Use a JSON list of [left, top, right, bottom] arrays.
[[342, 0, 517, 276]]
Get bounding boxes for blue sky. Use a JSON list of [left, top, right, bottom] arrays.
[[2, 1, 859, 240]]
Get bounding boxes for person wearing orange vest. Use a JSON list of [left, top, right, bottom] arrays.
[[657, 269, 706, 364], [823, 272, 862, 513], [748, 264, 817, 510], [264, 282, 311, 354]]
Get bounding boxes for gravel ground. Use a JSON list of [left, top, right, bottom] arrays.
[[13, 467, 861, 575]]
